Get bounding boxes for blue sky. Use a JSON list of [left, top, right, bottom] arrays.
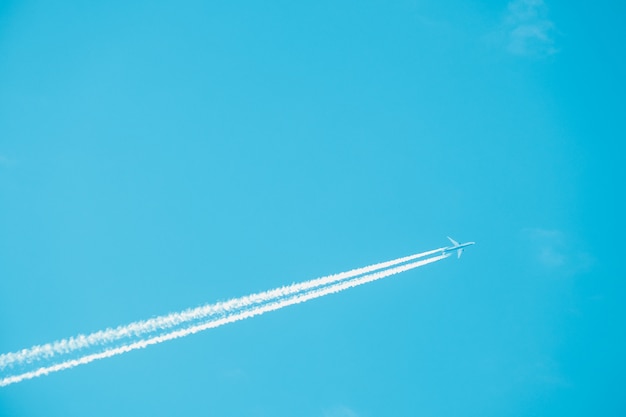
[[1, 0, 624, 415]]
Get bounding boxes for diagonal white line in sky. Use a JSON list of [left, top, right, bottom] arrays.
[[0, 247, 444, 370], [0, 253, 448, 387]]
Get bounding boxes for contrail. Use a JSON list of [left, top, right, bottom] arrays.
[[0, 248, 444, 370], [0, 253, 448, 387]]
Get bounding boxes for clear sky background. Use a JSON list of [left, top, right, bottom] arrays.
[[1, 0, 624, 415]]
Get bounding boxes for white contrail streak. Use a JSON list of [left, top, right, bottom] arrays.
[[0, 248, 444, 370], [0, 253, 448, 387]]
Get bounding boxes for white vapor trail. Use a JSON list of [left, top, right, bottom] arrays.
[[0, 248, 444, 370], [0, 253, 448, 387]]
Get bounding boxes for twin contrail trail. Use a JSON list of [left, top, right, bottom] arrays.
[[0, 247, 451, 387], [0, 248, 445, 370]]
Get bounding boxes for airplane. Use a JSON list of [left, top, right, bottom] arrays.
[[443, 237, 475, 258]]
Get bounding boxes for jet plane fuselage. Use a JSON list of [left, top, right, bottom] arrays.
[[442, 237, 475, 258]]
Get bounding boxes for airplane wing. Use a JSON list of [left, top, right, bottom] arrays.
[[457, 248, 464, 258], [447, 236, 459, 247]]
